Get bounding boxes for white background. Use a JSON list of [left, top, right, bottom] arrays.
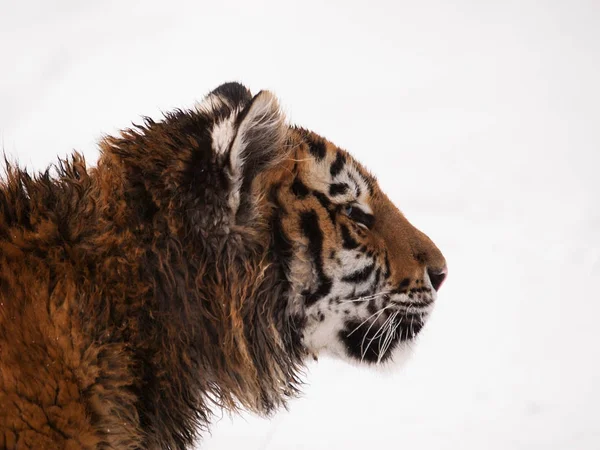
[[1, 0, 599, 449]]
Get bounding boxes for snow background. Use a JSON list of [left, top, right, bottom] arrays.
[[1, 0, 599, 448]]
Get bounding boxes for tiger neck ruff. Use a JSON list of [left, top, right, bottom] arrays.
[[0, 82, 446, 450]]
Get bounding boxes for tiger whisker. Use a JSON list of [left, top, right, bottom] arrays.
[[379, 312, 401, 363], [346, 304, 390, 337], [362, 321, 382, 361], [339, 292, 388, 304], [359, 305, 393, 360], [376, 310, 398, 358], [376, 313, 396, 355], [339, 295, 383, 304], [371, 309, 397, 341], [387, 315, 405, 357]]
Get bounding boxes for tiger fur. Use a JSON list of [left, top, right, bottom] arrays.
[[0, 82, 446, 449]]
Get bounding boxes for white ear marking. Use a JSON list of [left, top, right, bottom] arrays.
[[230, 91, 285, 164], [227, 91, 287, 213], [195, 92, 230, 116], [211, 113, 238, 155]]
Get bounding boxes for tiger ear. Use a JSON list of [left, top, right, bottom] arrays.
[[228, 90, 287, 204], [197, 82, 253, 118]]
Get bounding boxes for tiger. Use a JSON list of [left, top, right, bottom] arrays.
[[0, 82, 446, 450]]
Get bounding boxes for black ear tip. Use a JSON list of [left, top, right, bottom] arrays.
[[209, 82, 252, 105]]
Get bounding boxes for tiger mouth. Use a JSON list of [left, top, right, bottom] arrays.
[[338, 291, 435, 309], [338, 310, 427, 363], [388, 297, 435, 310]]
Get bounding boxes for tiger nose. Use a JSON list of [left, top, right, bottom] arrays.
[[427, 265, 448, 291]]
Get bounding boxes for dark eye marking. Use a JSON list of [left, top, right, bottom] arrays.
[[329, 183, 349, 196], [342, 263, 376, 283], [330, 152, 346, 177], [343, 205, 375, 229]]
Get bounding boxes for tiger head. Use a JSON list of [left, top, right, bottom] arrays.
[[198, 82, 447, 366], [274, 132, 447, 365]]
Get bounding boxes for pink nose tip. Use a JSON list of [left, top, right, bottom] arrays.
[[427, 265, 447, 291]]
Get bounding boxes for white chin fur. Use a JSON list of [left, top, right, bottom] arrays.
[[310, 338, 419, 376], [303, 311, 421, 371]]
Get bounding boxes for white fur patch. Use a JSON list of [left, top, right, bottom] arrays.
[[300, 258, 436, 365], [195, 92, 232, 116], [211, 114, 237, 155], [227, 92, 285, 213]]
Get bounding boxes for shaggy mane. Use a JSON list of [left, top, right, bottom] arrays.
[[0, 111, 304, 449]]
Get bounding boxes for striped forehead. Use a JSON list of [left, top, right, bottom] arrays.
[[299, 135, 375, 211]]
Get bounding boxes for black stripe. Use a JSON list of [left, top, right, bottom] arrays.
[[329, 183, 349, 196], [358, 172, 375, 197], [291, 177, 309, 198], [268, 183, 283, 208], [269, 183, 293, 276], [312, 191, 336, 223], [409, 286, 431, 294], [373, 267, 381, 288], [330, 152, 346, 177], [300, 210, 332, 307], [271, 211, 293, 271], [348, 174, 361, 198], [342, 263, 375, 283], [348, 208, 375, 229], [390, 278, 411, 294], [383, 254, 391, 279], [307, 137, 326, 160], [312, 190, 331, 208], [366, 178, 375, 196], [340, 224, 359, 250]]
